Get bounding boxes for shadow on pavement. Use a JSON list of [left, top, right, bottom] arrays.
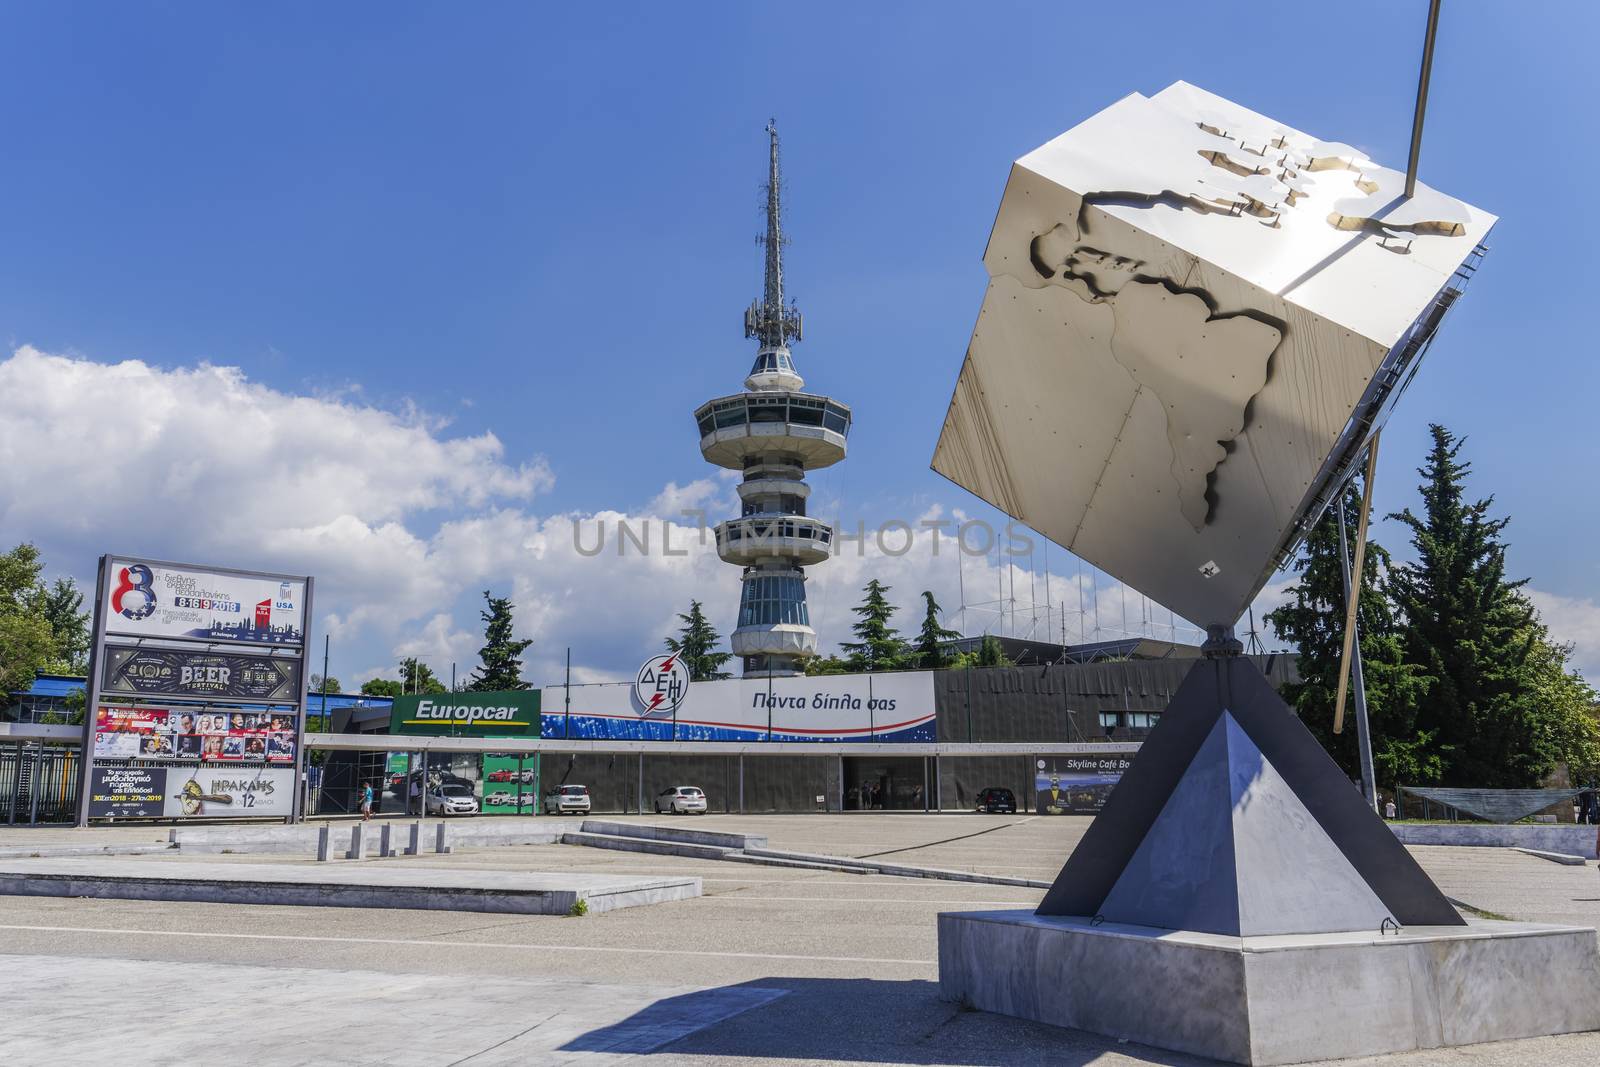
[[560, 976, 1217, 1065]]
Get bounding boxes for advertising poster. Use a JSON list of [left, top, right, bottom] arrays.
[[88, 766, 168, 818], [1034, 754, 1133, 815], [480, 754, 535, 814], [162, 765, 294, 818], [102, 558, 306, 645], [544, 670, 936, 742], [101, 645, 301, 702], [389, 691, 540, 738], [95, 705, 297, 764]]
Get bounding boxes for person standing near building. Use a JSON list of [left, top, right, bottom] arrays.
[[360, 781, 374, 821]]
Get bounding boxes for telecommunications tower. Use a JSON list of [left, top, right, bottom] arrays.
[[693, 123, 852, 677]]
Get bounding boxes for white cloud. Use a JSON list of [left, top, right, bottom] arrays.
[[0, 346, 1218, 687], [1526, 589, 1600, 679]]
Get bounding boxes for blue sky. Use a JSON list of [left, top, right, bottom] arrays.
[[3, 3, 1597, 684]]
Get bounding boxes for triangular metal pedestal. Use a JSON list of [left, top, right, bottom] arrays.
[[1037, 655, 1462, 933]]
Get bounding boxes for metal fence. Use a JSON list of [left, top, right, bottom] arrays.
[[1, 746, 81, 825]]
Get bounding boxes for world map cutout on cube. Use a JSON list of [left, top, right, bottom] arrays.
[[931, 81, 1496, 628]]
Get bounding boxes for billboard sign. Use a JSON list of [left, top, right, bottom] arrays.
[[101, 645, 302, 703], [87, 764, 290, 819], [162, 765, 295, 818], [546, 670, 936, 742], [1034, 754, 1132, 815], [94, 705, 297, 763], [102, 558, 306, 645], [481, 754, 536, 814], [87, 766, 168, 818], [389, 691, 541, 737]]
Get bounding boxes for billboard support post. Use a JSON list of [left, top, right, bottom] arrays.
[[291, 577, 316, 823], [74, 556, 112, 828]]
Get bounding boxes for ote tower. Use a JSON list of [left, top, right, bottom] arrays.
[[694, 124, 852, 677]]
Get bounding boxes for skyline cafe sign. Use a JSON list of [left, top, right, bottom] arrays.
[[388, 691, 541, 737]]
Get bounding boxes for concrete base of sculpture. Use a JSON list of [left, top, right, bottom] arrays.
[[938, 909, 1600, 1065]]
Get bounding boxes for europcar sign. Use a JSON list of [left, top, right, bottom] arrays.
[[389, 691, 541, 737]]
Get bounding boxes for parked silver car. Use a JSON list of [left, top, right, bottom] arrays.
[[543, 784, 592, 815], [654, 785, 708, 815], [426, 782, 479, 816]]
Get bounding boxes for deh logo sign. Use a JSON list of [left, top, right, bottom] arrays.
[[389, 691, 541, 737], [633, 654, 691, 717]]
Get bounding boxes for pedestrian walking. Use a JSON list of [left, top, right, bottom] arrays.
[[360, 781, 374, 821]]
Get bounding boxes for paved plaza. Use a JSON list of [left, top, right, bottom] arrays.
[[0, 814, 1597, 1065]]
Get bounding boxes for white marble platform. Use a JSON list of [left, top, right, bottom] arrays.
[[0, 857, 700, 915], [938, 909, 1600, 1065]]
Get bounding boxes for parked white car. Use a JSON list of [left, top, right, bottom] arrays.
[[544, 784, 592, 815], [654, 786, 708, 815], [427, 782, 479, 816]]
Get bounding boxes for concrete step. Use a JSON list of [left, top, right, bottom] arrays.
[[741, 846, 1050, 888], [1512, 846, 1588, 866], [579, 819, 767, 850], [560, 831, 736, 861], [0, 857, 699, 915]]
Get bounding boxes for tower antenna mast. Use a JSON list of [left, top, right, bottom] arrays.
[[745, 120, 803, 348]]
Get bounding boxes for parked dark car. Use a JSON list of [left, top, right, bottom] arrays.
[[975, 787, 1017, 814]]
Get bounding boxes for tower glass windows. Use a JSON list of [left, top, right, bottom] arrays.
[[738, 575, 810, 628]]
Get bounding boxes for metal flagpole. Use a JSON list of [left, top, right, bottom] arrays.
[[1334, 435, 1381, 736], [1405, 0, 1444, 199], [1334, 461, 1380, 813]]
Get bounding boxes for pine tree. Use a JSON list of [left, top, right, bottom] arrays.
[[1387, 425, 1542, 786], [840, 579, 909, 672], [664, 600, 734, 680], [1267, 480, 1437, 787], [975, 634, 1012, 667], [914, 591, 961, 669], [469, 590, 532, 691]]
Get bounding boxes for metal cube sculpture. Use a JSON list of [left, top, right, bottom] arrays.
[[931, 81, 1496, 628]]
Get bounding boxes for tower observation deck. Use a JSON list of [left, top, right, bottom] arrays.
[[694, 122, 851, 677]]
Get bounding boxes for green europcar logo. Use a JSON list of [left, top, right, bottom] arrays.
[[389, 691, 540, 736]]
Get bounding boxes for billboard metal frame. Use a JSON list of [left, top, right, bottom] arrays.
[[75, 555, 315, 827]]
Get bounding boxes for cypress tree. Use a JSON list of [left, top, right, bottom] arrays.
[[469, 589, 532, 691], [1387, 425, 1539, 786], [914, 590, 961, 669], [664, 600, 734, 680], [841, 579, 909, 672]]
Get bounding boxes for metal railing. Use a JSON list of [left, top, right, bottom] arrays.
[[1, 746, 81, 825]]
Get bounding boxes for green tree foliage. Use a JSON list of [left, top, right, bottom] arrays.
[[470, 590, 532, 691], [308, 673, 343, 696], [35, 577, 88, 673], [804, 654, 850, 676], [360, 677, 404, 697], [840, 579, 910, 672], [663, 600, 733, 681], [1385, 425, 1560, 787], [1269, 426, 1600, 791], [399, 657, 450, 694], [914, 591, 961, 669], [948, 634, 1012, 670], [0, 544, 84, 696], [1267, 481, 1437, 787]]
